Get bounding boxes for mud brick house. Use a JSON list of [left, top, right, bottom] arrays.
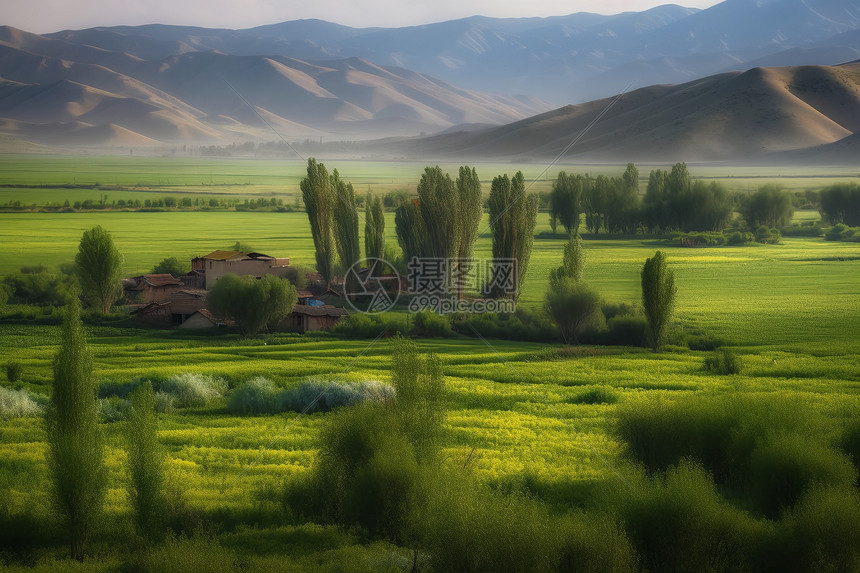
[[122, 274, 183, 304], [191, 250, 290, 289], [286, 305, 349, 333]]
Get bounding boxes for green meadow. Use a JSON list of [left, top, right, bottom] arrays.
[[0, 156, 859, 570]]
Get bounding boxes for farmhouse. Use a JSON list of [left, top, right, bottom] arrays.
[[286, 305, 349, 333], [128, 249, 348, 332], [192, 250, 290, 289], [122, 273, 183, 304]]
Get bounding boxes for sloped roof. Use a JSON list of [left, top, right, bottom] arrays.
[[200, 250, 245, 261], [290, 304, 349, 317], [172, 289, 207, 298], [142, 274, 181, 287]]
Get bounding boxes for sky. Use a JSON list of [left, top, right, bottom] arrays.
[[2, 0, 722, 34]]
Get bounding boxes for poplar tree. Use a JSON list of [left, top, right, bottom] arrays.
[[641, 251, 677, 352], [487, 171, 538, 300], [364, 191, 385, 261], [127, 380, 167, 540], [454, 166, 483, 299], [331, 169, 360, 273], [300, 158, 335, 285], [417, 166, 459, 262], [46, 299, 106, 561]]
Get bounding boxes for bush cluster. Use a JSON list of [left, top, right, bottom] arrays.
[[703, 348, 742, 375], [227, 376, 395, 416], [0, 386, 44, 419]]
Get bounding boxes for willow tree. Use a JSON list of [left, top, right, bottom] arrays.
[[365, 191, 385, 261], [75, 225, 123, 313], [487, 171, 538, 300], [331, 169, 360, 273], [454, 166, 483, 299], [300, 158, 335, 285], [46, 299, 106, 561]]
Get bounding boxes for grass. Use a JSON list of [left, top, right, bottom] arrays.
[[0, 156, 859, 568]]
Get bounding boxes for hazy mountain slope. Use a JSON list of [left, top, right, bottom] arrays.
[[35, 1, 860, 104], [388, 62, 860, 161], [0, 28, 552, 146]]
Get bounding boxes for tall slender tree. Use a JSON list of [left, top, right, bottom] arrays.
[[331, 169, 360, 273], [395, 200, 427, 267], [454, 166, 483, 299], [549, 171, 581, 235], [641, 251, 677, 352], [417, 166, 459, 262], [300, 158, 335, 285], [46, 299, 106, 561], [75, 225, 122, 313], [364, 191, 385, 261], [487, 171, 538, 300], [127, 380, 167, 540]]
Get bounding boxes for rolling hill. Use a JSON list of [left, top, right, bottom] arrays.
[[38, 0, 860, 104], [383, 62, 860, 162], [0, 27, 552, 147]]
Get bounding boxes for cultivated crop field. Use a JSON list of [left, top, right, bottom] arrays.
[[0, 156, 859, 571]]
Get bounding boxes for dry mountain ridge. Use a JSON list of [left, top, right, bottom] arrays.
[[0, 26, 552, 147], [386, 62, 860, 161]]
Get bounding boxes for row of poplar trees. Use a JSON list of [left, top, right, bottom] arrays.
[[301, 159, 539, 300]]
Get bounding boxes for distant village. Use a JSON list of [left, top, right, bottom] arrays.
[[123, 250, 347, 332]]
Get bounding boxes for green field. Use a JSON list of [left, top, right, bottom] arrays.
[[1, 157, 859, 571]]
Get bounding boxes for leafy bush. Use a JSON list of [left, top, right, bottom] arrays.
[[675, 231, 726, 246], [726, 230, 755, 245], [0, 386, 43, 419], [411, 309, 453, 338], [425, 474, 564, 573], [159, 373, 227, 408], [279, 378, 395, 415], [620, 460, 759, 573], [703, 348, 742, 375], [768, 485, 860, 573], [687, 334, 726, 351], [747, 434, 857, 518], [780, 224, 823, 238], [98, 377, 145, 399], [755, 225, 781, 244], [824, 223, 859, 241], [568, 385, 618, 405], [605, 315, 648, 347], [557, 512, 638, 573], [5, 361, 22, 383], [453, 308, 557, 342], [99, 396, 131, 422], [333, 313, 405, 338], [840, 419, 860, 477], [227, 376, 280, 415]]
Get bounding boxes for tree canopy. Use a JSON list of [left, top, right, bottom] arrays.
[[641, 251, 677, 352], [74, 225, 123, 313], [207, 273, 297, 337]]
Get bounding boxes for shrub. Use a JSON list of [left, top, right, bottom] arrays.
[[411, 309, 453, 338], [687, 334, 726, 351], [453, 308, 557, 342], [425, 474, 563, 573], [569, 386, 618, 405], [99, 396, 130, 422], [620, 460, 759, 573], [0, 386, 43, 419], [333, 313, 405, 338], [824, 223, 856, 241], [227, 376, 280, 415], [747, 434, 857, 518], [98, 378, 144, 399], [279, 378, 395, 414], [841, 419, 860, 478], [703, 348, 742, 375], [771, 485, 860, 573], [755, 225, 781, 244], [5, 361, 22, 383], [605, 315, 648, 347], [726, 230, 755, 245], [159, 373, 227, 408], [558, 512, 638, 573]]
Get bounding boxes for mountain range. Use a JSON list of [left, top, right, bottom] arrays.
[[0, 0, 859, 160]]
